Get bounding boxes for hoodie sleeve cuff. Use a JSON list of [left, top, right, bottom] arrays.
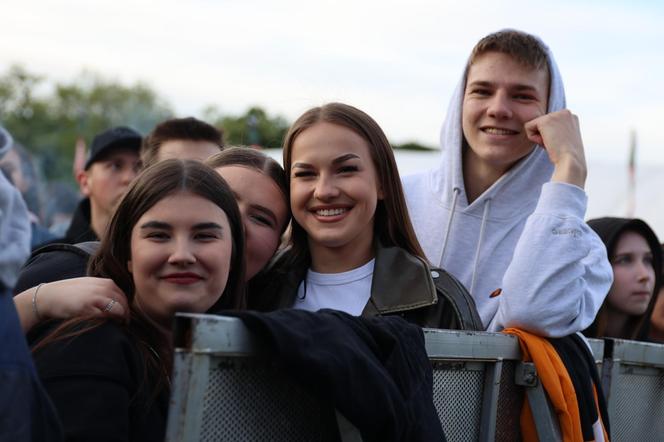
[[533, 181, 587, 219]]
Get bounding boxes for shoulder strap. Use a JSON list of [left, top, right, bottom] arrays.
[[72, 241, 101, 256], [30, 241, 101, 260], [430, 266, 484, 331]]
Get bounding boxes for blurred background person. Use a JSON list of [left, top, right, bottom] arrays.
[[583, 217, 662, 341], [65, 126, 142, 243], [0, 126, 61, 441], [43, 181, 80, 238], [140, 116, 223, 168], [0, 134, 56, 249], [648, 244, 664, 343], [0, 125, 31, 293]]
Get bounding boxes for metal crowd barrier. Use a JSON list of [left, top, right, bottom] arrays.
[[165, 313, 660, 442], [601, 338, 664, 441]]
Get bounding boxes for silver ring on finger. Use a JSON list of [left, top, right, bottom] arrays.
[[103, 299, 117, 313]]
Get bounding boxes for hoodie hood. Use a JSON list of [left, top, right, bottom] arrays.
[[430, 36, 567, 219]]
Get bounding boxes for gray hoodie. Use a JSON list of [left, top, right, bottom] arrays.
[[0, 126, 30, 290], [402, 39, 612, 337]]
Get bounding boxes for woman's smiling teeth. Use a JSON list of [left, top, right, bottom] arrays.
[[315, 207, 349, 216], [482, 127, 518, 135]]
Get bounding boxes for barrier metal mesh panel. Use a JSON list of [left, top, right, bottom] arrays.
[[495, 361, 523, 442], [199, 357, 338, 442], [611, 365, 664, 442], [431, 361, 484, 442]]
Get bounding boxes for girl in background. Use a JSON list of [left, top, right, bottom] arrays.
[[583, 217, 661, 340], [648, 244, 664, 342]]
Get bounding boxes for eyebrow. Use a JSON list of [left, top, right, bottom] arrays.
[[140, 221, 224, 231], [613, 251, 653, 258], [467, 80, 541, 94], [230, 191, 278, 225], [252, 204, 278, 225], [292, 153, 361, 169], [332, 153, 360, 164]]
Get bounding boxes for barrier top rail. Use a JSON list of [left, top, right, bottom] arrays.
[[608, 338, 664, 367], [173, 313, 606, 363], [173, 313, 261, 355], [173, 313, 527, 360]]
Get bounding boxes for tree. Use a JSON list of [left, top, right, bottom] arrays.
[[204, 105, 290, 148], [0, 65, 173, 180], [0, 64, 437, 182]]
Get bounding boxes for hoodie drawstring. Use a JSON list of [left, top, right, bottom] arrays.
[[469, 198, 491, 295], [439, 187, 460, 267]]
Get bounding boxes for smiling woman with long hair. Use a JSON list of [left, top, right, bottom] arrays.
[[30, 160, 245, 441], [259, 102, 480, 329]]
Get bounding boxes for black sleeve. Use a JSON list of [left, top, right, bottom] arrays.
[[33, 322, 138, 442], [14, 247, 90, 295]]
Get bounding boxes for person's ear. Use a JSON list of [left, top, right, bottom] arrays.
[[77, 170, 91, 196]]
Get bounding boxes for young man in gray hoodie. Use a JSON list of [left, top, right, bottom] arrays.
[[402, 29, 612, 337]]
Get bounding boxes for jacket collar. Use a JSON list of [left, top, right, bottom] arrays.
[[274, 241, 438, 315], [363, 242, 438, 315]]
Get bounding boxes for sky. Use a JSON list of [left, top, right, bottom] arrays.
[[3, 0, 664, 165]]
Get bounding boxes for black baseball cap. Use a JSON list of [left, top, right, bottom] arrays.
[[85, 126, 142, 169]]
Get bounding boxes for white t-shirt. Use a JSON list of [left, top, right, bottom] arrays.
[[292, 259, 375, 316]]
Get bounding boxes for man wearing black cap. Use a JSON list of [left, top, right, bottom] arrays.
[[65, 126, 141, 243]]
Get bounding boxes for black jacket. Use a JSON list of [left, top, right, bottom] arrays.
[[549, 334, 610, 439], [14, 199, 97, 294], [13, 199, 98, 294], [230, 309, 446, 442], [14, 242, 98, 295], [32, 321, 168, 442]]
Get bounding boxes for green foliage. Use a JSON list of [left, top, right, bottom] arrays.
[[0, 65, 173, 180], [204, 105, 290, 148]]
